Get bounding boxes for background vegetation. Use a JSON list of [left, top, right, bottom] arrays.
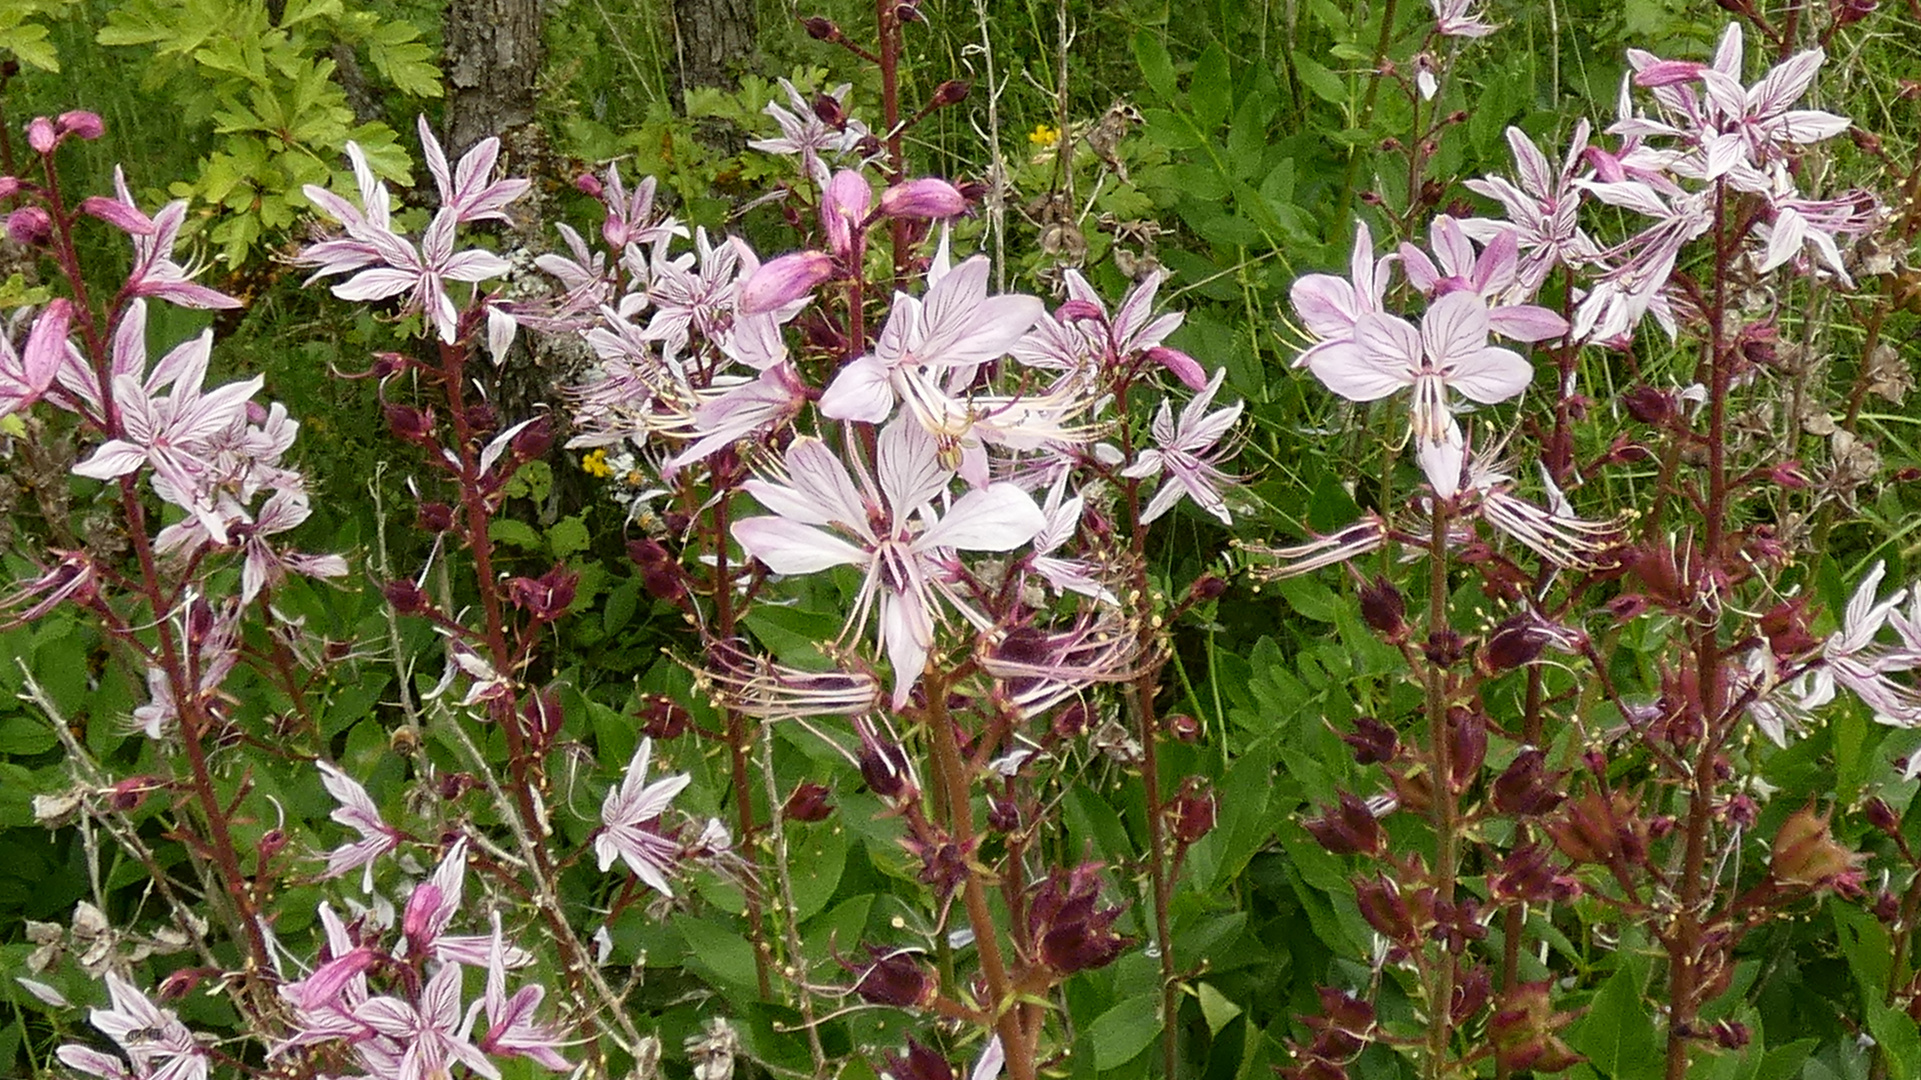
[[2, 0, 1920, 1078]]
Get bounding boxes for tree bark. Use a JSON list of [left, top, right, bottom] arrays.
[[671, 0, 756, 100], [444, 0, 543, 157]]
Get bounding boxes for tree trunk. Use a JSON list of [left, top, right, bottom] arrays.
[[672, 0, 756, 100], [444, 0, 543, 157]]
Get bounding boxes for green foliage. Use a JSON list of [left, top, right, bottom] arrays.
[[0, 0, 78, 72], [94, 0, 438, 266]]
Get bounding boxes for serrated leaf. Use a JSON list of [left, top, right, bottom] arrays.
[[547, 516, 590, 558], [1189, 44, 1231, 133], [1133, 30, 1177, 103], [489, 519, 544, 551]]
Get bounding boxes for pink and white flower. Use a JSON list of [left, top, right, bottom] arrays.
[[732, 420, 1046, 705], [596, 737, 692, 897]]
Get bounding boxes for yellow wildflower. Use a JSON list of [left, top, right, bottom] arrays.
[[581, 448, 612, 478], [1028, 123, 1059, 147]]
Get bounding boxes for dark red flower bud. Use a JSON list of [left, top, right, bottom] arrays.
[[1164, 712, 1201, 742], [1490, 843, 1580, 904], [383, 579, 431, 615], [1355, 874, 1415, 943], [812, 93, 848, 127], [1053, 701, 1093, 739], [1187, 573, 1227, 602], [1169, 779, 1217, 845], [929, 80, 971, 107], [1482, 616, 1546, 673], [1711, 1020, 1751, 1050], [107, 775, 162, 812], [465, 402, 498, 433], [1028, 862, 1131, 974], [574, 173, 605, 198], [1424, 628, 1465, 667], [416, 502, 455, 533], [520, 685, 563, 748], [1723, 793, 1759, 829], [1342, 715, 1399, 765], [1865, 796, 1901, 835], [1491, 749, 1565, 816], [987, 796, 1020, 832], [879, 1040, 956, 1080], [636, 694, 693, 740], [784, 781, 834, 822], [1448, 708, 1488, 792], [1453, 965, 1493, 1025], [857, 721, 917, 803], [506, 565, 578, 620], [1622, 384, 1675, 426], [641, 565, 686, 605], [384, 403, 436, 446], [1359, 576, 1407, 641], [1303, 792, 1383, 856], [257, 828, 289, 861], [1875, 889, 1902, 923], [851, 946, 935, 1008], [156, 968, 216, 1003], [439, 772, 477, 800], [627, 537, 673, 569], [801, 15, 841, 41], [510, 415, 555, 461]]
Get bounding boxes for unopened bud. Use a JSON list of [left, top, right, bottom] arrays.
[[574, 173, 604, 198], [1359, 576, 1406, 640], [1170, 779, 1217, 844], [258, 828, 289, 860], [987, 796, 1020, 832], [383, 579, 432, 615], [511, 416, 555, 461], [738, 249, 837, 315], [384, 403, 436, 446], [801, 15, 840, 40], [929, 80, 971, 107], [520, 686, 563, 747], [852, 946, 935, 1008], [636, 694, 693, 740], [1303, 792, 1382, 856], [7, 206, 51, 245], [56, 111, 104, 141], [1865, 796, 1901, 835], [1622, 384, 1674, 426], [784, 781, 834, 822], [25, 116, 56, 155], [417, 502, 455, 533], [878, 178, 970, 220], [1343, 715, 1399, 765], [1164, 712, 1201, 742], [1187, 573, 1227, 602]]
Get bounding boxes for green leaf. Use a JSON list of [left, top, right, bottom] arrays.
[[547, 515, 590, 558], [1569, 966, 1662, 1080], [0, 714, 55, 756], [1132, 30, 1177, 103], [1274, 576, 1341, 622], [603, 578, 641, 636], [674, 914, 761, 989], [1197, 983, 1242, 1036], [1189, 44, 1231, 133], [1293, 55, 1347, 107], [1089, 993, 1161, 1070], [489, 519, 543, 551]]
